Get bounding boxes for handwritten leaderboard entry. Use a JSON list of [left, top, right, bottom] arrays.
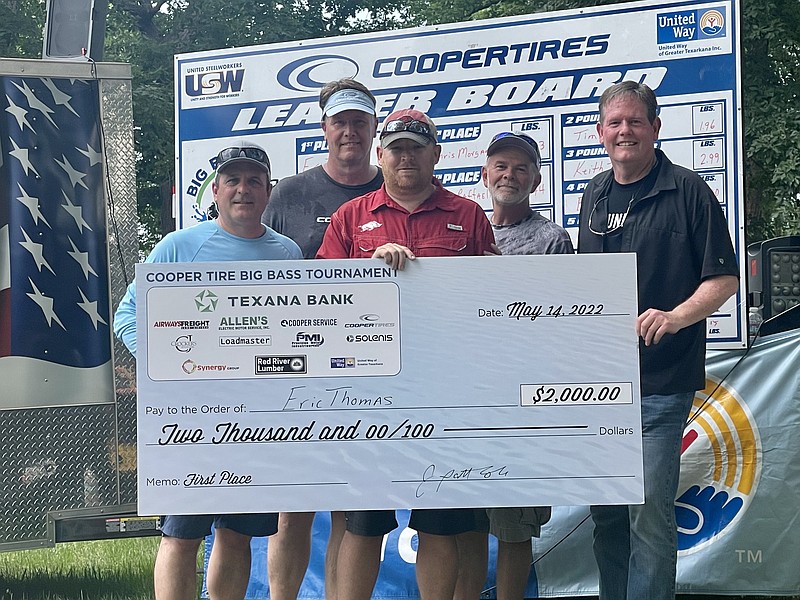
[[136, 255, 643, 515]]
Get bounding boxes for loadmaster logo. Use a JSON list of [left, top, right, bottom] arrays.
[[676, 375, 761, 554], [656, 7, 726, 44]]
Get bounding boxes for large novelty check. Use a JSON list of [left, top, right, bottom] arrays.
[[136, 255, 642, 514]]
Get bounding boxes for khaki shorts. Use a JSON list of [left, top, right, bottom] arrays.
[[473, 507, 552, 543]]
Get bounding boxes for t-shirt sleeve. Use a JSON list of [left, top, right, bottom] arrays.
[[113, 280, 138, 356], [693, 184, 739, 281], [316, 208, 352, 259], [475, 208, 496, 254], [111, 234, 183, 356]]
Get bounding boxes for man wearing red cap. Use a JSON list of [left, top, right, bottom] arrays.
[[317, 108, 496, 600]]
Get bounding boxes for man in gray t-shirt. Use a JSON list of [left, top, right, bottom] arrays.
[[262, 79, 382, 258], [260, 78, 383, 600], [455, 131, 573, 600]]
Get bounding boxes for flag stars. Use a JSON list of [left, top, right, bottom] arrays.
[[5, 95, 34, 132], [67, 237, 98, 279], [9, 139, 40, 177], [43, 78, 78, 117], [27, 278, 66, 330], [19, 227, 55, 275], [12, 80, 57, 127], [56, 154, 89, 189], [16, 184, 51, 228], [77, 288, 107, 330], [78, 144, 103, 167], [61, 191, 92, 232]]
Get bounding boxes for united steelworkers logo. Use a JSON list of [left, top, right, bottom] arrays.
[[676, 375, 761, 554], [277, 55, 359, 92]]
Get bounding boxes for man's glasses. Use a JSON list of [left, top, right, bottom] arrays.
[[216, 146, 270, 167], [381, 117, 435, 140], [587, 195, 635, 237], [491, 132, 541, 168]]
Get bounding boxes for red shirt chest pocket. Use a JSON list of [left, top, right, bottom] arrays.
[[412, 232, 469, 256], [353, 232, 397, 257]]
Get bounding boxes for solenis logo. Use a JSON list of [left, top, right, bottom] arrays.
[[185, 70, 245, 97], [676, 376, 761, 554]]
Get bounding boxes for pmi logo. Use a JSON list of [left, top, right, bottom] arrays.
[[676, 375, 761, 554], [185, 69, 245, 97], [276, 55, 359, 92]]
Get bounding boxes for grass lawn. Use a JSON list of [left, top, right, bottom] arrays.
[[0, 538, 797, 599], [0, 537, 161, 600]]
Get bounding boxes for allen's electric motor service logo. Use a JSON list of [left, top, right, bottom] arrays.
[[676, 376, 761, 554]]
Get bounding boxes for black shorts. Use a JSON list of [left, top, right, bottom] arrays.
[[344, 509, 475, 537], [160, 513, 278, 539]]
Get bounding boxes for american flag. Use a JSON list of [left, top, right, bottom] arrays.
[[0, 76, 111, 380]]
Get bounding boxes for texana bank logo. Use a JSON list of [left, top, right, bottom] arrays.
[[675, 375, 761, 554], [277, 55, 359, 92], [195, 290, 219, 313]]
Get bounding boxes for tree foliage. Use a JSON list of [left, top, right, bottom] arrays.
[[406, 0, 800, 243], [2, 0, 799, 245]]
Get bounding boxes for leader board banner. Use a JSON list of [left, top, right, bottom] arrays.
[[174, 0, 747, 348], [136, 255, 642, 515]]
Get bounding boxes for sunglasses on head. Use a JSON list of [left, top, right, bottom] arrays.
[[216, 146, 270, 166], [381, 117, 434, 140]]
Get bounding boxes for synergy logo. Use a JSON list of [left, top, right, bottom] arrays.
[[195, 290, 218, 313], [657, 7, 726, 43], [675, 376, 761, 554], [277, 55, 359, 92], [185, 69, 244, 97]]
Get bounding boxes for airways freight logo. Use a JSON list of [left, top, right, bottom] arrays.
[[277, 56, 359, 92], [675, 376, 761, 554]]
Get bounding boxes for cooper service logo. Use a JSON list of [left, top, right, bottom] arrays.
[[676, 376, 761, 554], [277, 56, 359, 92], [195, 290, 218, 313]]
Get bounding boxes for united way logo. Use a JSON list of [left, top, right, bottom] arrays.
[[277, 55, 359, 92], [699, 9, 725, 37], [656, 6, 726, 43], [676, 376, 761, 554]]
